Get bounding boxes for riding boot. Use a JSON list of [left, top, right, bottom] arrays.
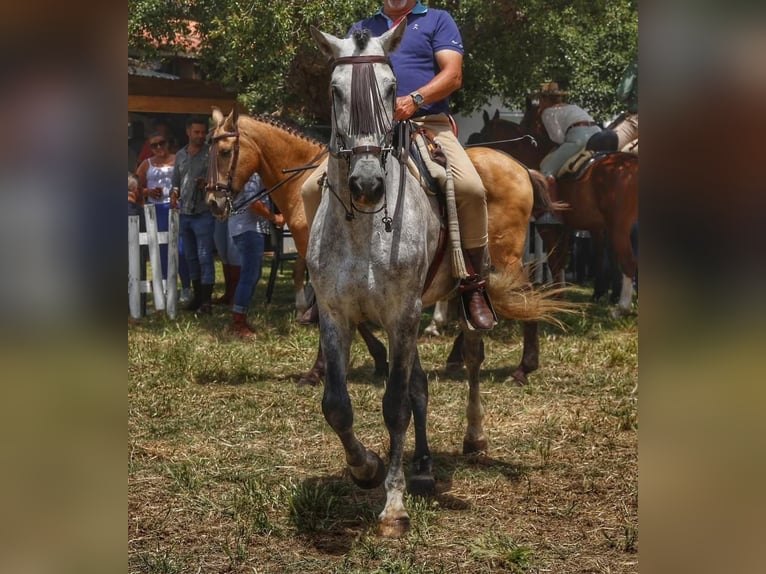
[[459, 246, 497, 331], [197, 283, 214, 314], [184, 279, 203, 311], [214, 264, 232, 305], [232, 312, 256, 339]]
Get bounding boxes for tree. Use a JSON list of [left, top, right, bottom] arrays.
[[129, 0, 637, 123]]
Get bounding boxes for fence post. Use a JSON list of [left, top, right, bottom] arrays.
[[144, 204, 166, 311], [166, 209, 179, 319], [128, 215, 142, 319]]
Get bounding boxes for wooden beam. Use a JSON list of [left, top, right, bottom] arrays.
[[128, 95, 242, 115]]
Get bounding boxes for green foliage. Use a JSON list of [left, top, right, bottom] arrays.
[[129, 1, 636, 122]]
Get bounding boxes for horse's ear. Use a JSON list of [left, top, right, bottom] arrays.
[[381, 17, 406, 54], [493, 109, 500, 120], [223, 110, 235, 132], [483, 110, 490, 124], [212, 107, 224, 127], [311, 26, 341, 60]]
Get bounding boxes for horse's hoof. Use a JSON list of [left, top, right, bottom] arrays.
[[463, 437, 488, 455], [349, 450, 386, 490], [297, 371, 321, 387], [510, 368, 528, 386], [423, 325, 441, 337], [378, 515, 410, 538], [409, 474, 436, 497]]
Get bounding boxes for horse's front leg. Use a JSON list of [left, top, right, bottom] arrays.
[[320, 315, 386, 490], [408, 353, 434, 496], [461, 329, 488, 454], [378, 317, 420, 538], [423, 300, 450, 337]]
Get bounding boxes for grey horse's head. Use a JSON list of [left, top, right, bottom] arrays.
[[311, 22, 405, 207]]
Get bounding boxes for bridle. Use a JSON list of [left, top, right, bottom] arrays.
[[206, 108, 328, 217], [326, 54, 400, 231], [206, 107, 241, 215]]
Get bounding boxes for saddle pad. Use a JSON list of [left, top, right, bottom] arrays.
[[557, 149, 595, 177]]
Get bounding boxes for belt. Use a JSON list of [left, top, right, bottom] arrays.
[[567, 121, 597, 133]]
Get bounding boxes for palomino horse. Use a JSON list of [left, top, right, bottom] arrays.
[[206, 114, 561, 387], [305, 23, 571, 537], [475, 105, 638, 313]]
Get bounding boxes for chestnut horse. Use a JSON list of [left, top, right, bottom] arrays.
[[473, 105, 638, 313]]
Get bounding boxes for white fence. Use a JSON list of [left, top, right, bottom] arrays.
[[128, 204, 179, 319]]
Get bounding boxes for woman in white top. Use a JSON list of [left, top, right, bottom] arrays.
[[136, 131, 191, 298]]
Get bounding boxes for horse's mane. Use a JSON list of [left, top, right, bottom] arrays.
[[243, 114, 327, 147]]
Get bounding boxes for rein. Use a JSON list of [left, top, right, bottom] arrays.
[[464, 134, 538, 148]]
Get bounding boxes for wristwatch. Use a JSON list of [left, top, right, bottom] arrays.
[[410, 91, 425, 109]]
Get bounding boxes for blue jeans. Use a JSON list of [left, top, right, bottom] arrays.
[[154, 203, 190, 288], [214, 219, 241, 266], [180, 212, 216, 285], [231, 230, 266, 314]]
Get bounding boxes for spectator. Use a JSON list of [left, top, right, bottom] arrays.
[[612, 59, 638, 150], [135, 120, 170, 170], [228, 173, 283, 338], [170, 116, 215, 313], [136, 131, 192, 302]]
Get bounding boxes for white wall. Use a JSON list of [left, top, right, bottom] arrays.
[[452, 96, 523, 144]]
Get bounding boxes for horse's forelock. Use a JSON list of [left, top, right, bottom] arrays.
[[352, 29, 371, 51]]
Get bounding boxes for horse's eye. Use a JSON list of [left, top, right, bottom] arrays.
[[219, 148, 232, 158]]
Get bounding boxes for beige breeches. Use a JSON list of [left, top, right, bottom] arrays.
[[613, 113, 638, 150], [300, 113, 488, 248]]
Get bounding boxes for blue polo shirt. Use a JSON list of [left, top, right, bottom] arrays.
[[349, 2, 464, 117]]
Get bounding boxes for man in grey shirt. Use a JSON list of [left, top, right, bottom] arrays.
[[170, 116, 215, 313]]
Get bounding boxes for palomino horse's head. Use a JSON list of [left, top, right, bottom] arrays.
[[206, 107, 248, 220], [310, 22, 405, 207]]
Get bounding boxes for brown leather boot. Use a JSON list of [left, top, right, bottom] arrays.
[[232, 312, 256, 339], [460, 246, 496, 331]]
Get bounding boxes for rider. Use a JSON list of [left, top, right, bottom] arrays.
[[612, 59, 638, 150], [301, 0, 495, 331], [535, 82, 601, 224]]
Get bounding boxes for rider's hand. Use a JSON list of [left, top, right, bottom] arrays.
[[393, 95, 419, 121], [169, 189, 179, 209], [273, 213, 285, 228]]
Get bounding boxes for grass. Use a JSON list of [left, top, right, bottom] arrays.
[[129, 259, 637, 573]]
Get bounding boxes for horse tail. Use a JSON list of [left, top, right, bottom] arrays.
[[487, 268, 581, 327], [528, 169, 568, 216]]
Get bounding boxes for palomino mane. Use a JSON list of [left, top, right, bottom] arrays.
[[245, 114, 326, 148]]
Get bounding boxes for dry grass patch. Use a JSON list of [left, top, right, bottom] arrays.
[[129, 264, 637, 573]]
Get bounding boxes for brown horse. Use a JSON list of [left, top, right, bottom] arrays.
[[474, 104, 638, 313], [207, 110, 568, 385]]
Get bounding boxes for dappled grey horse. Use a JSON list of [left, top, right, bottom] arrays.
[[307, 23, 568, 537]]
